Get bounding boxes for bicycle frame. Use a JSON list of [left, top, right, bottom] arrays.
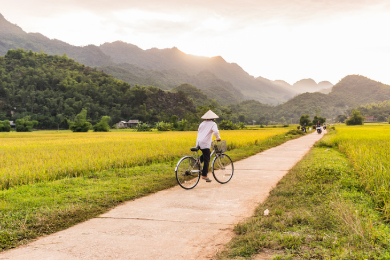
[[191, 149, 219, 171]]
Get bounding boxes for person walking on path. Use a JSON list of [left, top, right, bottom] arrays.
[[196, 110, 221, 182]]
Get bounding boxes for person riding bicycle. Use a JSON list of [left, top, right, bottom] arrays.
[[196, 110, 221, 182], [316, 121, 322, 134]]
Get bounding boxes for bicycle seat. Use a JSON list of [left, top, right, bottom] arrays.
[[190, 146, 200, 151]]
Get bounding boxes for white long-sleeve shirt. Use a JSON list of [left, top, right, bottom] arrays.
[[196, 120, 220, 149]]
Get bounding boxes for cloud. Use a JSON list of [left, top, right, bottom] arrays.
[[4, 0, 390, 21]]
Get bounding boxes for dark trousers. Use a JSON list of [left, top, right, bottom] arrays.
[[200, 148, 211, 177]]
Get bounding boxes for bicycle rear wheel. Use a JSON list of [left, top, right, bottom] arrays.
[[175, 156, 201, 189], [212, 153, 234, 184]]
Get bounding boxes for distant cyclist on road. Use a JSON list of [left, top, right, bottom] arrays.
[[196, 110, 221, 183]]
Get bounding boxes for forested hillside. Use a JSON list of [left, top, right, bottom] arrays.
[[0, 13, 297, 105], [171, 84, 218, 107], [329, 75, 390, 107], [0, 49, 196, 128]]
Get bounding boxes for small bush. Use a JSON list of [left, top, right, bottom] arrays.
[[136, 122, 151, 132], [15, 118, 38, 132], [93, 116, 111, 132], [156, 121, 172, 131], [69, 109, 91, 132], [286, 129, 305, 136], [237, 122, 246, 129], [346, 110, 364, 125], [218, 120, 238, 130], [176, 119, 188, 131], [0, 120, 11, 132]]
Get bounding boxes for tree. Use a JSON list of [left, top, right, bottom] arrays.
[[335, 114, 347, 123], [170, 115, 179, 129], [92, 116, 111, 132], [218, 120, 238, 130], [299, 114, 311, 126], [345, 110, 365, 125], [156, 122, 172, 131], [238, 114, 246, 123], [0, 120, 11, 132], [69, 109, 92, 132], [312, 115, 326, 125], [15, 118, 38, 132], [136, 122, 151, 132], [377, 115, 386, 122], [176, 119, 188, 131], [56, 114, 63, 131], [237, 122, 246, 129]]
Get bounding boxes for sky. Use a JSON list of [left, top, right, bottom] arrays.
[[1, 0, 390, 85]]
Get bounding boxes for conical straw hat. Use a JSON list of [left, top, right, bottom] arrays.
[[201, 110, 219, 119]]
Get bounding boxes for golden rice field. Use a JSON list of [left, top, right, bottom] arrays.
[[325, 124, 390, 219], [0, 128, 288, 190]]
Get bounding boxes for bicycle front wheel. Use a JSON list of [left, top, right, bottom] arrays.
[[212, 153, 234, 184], [175, 156, 201, 189]]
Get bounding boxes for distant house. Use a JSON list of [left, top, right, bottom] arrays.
[[116, 120, 140, 129], [116, 121, 127, 128], [364, 116, 377, 122], [9, 121, 15, 128]]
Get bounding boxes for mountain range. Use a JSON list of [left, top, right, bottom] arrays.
[[272, 75, 390, 121], [0, 13, 332, 105], [4, 12, 389, 124]]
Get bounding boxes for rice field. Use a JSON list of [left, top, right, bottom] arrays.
[[324, 124, 390, 219], [0, 128, 289, 190]]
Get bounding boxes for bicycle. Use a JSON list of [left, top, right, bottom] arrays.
[[175, 140, 234, 189]]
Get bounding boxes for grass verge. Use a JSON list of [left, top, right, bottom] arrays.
[[218, 145, 390, 259], [0, 131, 303, 251]]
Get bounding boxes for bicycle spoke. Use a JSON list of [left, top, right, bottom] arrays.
[[212, 154, 234, 184], [176, 156, 201, 189]]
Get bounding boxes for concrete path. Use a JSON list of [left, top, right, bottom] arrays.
[[0, 132, 323, 260]]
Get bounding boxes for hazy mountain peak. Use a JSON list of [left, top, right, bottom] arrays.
[[211, 56, 226, 62], [318, 80, 333, 85], [273, 80, 292, 87], [317, 81, 334, 89], [0, 13, 24, 35], [101, 41, 142, 50], [293, 78, 317, 87]]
